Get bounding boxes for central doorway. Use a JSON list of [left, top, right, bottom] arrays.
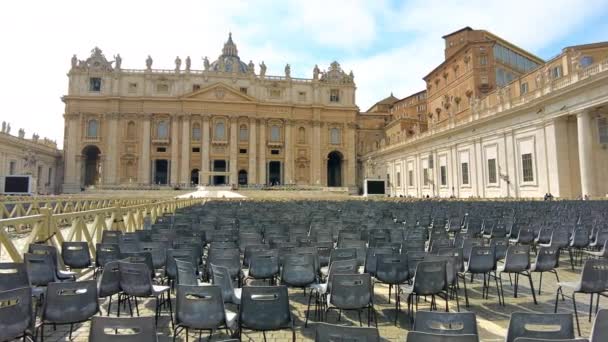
[[268, 161, 282, 185], [213, 160, 226, 185], [82, 145, 101, 186], [154, 160, 169, 185], [327, 151, 343, 187], [190, 168, 200, 186]]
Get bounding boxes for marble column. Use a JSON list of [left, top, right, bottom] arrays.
[[347, 123, 356, 186], [170, 115, 179, 185], [248, 118, 257, 184], [229, 117, 238, 185], [139, 114, 151, 184], [180, 115, 190, 185], [258, 119, 267, 184], [284, 120, 293, 184], [312, 121, 322, 185], [201, 116, 210, 185], [577, 110, 595, 197], [62, 113, 80, 192], [105, 113, 119, 185]]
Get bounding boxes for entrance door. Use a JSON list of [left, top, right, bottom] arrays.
[[238, 170, 248, 185], [213, 160, 226, 185], [268, 161, 282, 185], [190, 169, 199, 186], [154, 160, 169, 185], [327, 151, 343, 187], [82, 145, 101, 186]]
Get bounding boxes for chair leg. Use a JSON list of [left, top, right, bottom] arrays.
[[305, 290, 313, 327], [525, 272, 537, 304], [553, 270, 565, 301], [462, 274, 470, 308], [573, 292, 581, 336], [538, 272, 543, 295], [497, 273, 504, 306], [167, 290, 175, 330], [569, 249, 575, 271], [589, 293, 594, 322]]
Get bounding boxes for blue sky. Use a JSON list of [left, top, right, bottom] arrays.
[[1, 0, 607, 147]]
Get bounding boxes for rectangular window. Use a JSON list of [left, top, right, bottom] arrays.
[[440, 165, 447, 186], [156, 147, 166, 153], [480, 55, 487, 66], [239, 87, 248, 94], [408, 170, 414, 187], [9, 161, 16, 175], [551, 66, 563, 79], [298, 91, 306, 101], [271, 149, 280, 155], [156, 83, 169, 93], [89, 77, 102, 92], [520, 82, 529, 95], [128, 82, 138, 93], [330, 89, 340, 102], [487, 158, 497, 184], [192, 147, 200, 153], [599, 117, 608, 144], [396, 172, 401, 187], [239, 148, 247, 154], [423, 168, 429, 186], [461, 162, 469, 185], [192, 84, 201, 92], [480, 73, 489, 85], [269, 89, 281, 98], [522, 153, 534, 182]]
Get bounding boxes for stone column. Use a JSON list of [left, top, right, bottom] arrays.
[[170, 115, 179, 185], [577, 110, 595, 197], [62, 113, 81, 192], [258, 119, 266, 184], [201, 116, 210, 185], [139, 114, 151, 184], [105, 113, 119, 185], [284, 120, 293, 184], [229, 117, 238, 185], [180, 115, 190, 185], [347, 123, 356, 187], [312, 120, 322, 185], [248, 118, 257, 184]]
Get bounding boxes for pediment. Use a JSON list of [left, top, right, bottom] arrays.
[[182, 83, 255, 102]]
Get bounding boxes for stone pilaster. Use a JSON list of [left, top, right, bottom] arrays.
[[105, 112, 119, 185], [170, 115, 179, 185], [248, 118, 257, 184], [180, 115, 190, 185], [577, 110, 595, 197], [258, 118, 267, 184], [312, 120, 322, 185], [284, 120, 294, 184], [229, 117, 238, 185], [201, 115, 210, 185], [139, 113, 151, 184]]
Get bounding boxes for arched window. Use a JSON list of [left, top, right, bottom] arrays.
[[192, 123, 201, 141], [126, 121, 136, 139], [239, 124, 248, 141], [580, 56, 594, 68], [330, 127, 341, 145], [215, 122, 225, 140], [270, 125, 280, 142], [157, 121, 168, 139], [298, 127, 306, 143], [87, 120, 98, 138]]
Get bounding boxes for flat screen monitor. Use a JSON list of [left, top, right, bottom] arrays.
[[366, 180, 385, 195], [3, 176, 32, 194]]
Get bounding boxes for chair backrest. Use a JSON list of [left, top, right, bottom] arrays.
[[244, 244, 270, 267], [281, 253, 317, 287], [43, 280, 99, 324], [24, 252, 56, 286], [413, 261, 447, 295], [207, 248, 241, 278], [364, 247, 395, 275], [97, 261, 121, 298], [210, 264, 236, 303], [467, 246, 495, 273], [101, 230, 123, 245], [121, 252, 155, 277], [505, 312, 574, 342], [550, 230, 570, 248], [462, 239, 484, 261], [406, 331, 479, 342], [118, 261, 153, 297], [375, 253, 409, 285], [61, 242, 92, 269], [414, 311, 478, 335], [0, 287, 33, 342], [533, 246, 559, 272], [249, 249, 280, 279], [579, 259, 608, 293], [329, 248, 358, 266], [89, 316, 157, 342], [503, 245, 531, 273], [491, 238, 509, 261], [329, 273, 372, 309], [0, 262, 30, 291], [314, 322, 379, 342], [165, 249, 195, 279], [176, 285, 226, 329], [406, 251, 428, 278], [95, 243, 121, 268], [513, 338, 588, 342], [139, 242, 167, 269], [590, 309, 608, 342], [175, 259, 198, 286], [240, 286, 292, 331]]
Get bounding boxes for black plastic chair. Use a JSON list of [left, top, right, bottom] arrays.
[[584, 240, 608, 259], [24, 252, 58, 290], [505, 312, 574, 342], [95, 243, 120, 277], [568, 227, 590, 270], [406, 331, 479, 342], [374, 253, 409, 324], [314, 322, 379, 342], [402, 260, 449, 325], [175, 259, 201, 286], [554, 259, 608, 335], [101, 230, 123, 245], [0, 287, 35, 342], [281, 253, 318, 327], [39, 280, 99, 342], [496, 245, 537, 305], [166, 248, 196, 286], [413, 311, 477, 336], [207, 248, 242, 284], [173, 284, 236, 341], [28, 244, 76, 281], [461, 246, 501, 307], [97, 261, 121, 316], [244, 249, 279, 285], [530, 246, 561, 295], [61, 242, 92, 271], [321, 248, 358, 277], [326, 273, 377, 327], [590, 308, 608, 342], [118, 261, 173, 329], [238, 286, 295, 341], [364, 247, 397, 277], [514, 338, 588, 342], [89, 316, 157, 342], [210, 264, 241, 305], [0, 262, 42, 300]]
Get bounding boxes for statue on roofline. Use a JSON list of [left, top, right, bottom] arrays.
[[175, 56, 182, 71], [114, 54, 122, 70], [146, 55, 153, 70], [71, 54, 78, 69], [185, 56, 191, 71], [313, 64, 320, 80], [203, 56, 210, 71], [259, 61, 267, 77]]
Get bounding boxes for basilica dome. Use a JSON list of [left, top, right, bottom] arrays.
[[209, 33, 249, 73]]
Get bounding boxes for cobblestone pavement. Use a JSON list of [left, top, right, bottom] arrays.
[[28, 255, 605, 342]]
